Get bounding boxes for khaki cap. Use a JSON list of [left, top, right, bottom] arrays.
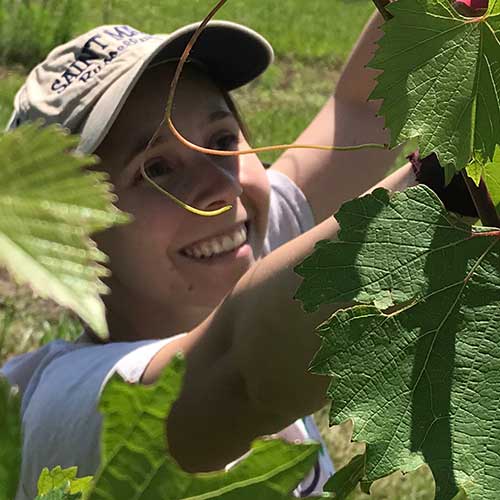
[[7, 21, 274, 154]]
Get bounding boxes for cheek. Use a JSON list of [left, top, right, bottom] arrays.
[[94, 194, 181, 278]]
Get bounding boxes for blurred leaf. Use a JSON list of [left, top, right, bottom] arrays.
[[90, 355, 319, 499], [0, 123, 129, 338]]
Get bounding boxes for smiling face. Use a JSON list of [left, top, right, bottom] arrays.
[[93, 62, 270, 341]]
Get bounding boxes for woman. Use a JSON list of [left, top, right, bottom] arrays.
[[1, 11, 422, 498]]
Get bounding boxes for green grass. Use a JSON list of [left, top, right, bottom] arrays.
[[81, 0, 374, 64], [0, 0, 79, 68], [0, 69, 24, 129], [0, 1, 433, 498]]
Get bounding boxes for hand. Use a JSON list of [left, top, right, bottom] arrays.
[[407, 151, 478, 218]]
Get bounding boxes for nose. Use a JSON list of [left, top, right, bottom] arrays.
[[187, 153, 243, 212]]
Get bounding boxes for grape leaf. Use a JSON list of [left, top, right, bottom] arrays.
[[0, 376, 21, 500], [370, 0, 500, 181], [465, 158, 483, 187], [90, 355, 320, 500], [295, 186, 500, 500], [37, 466, 92, 497], [0, 124, 129, 337]]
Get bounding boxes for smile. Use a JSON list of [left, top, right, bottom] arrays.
[[180, 222, 248, 259]]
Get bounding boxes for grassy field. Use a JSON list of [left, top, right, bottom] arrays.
[[0, 1, 432, 498]]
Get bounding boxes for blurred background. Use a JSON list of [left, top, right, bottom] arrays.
[[0, 1, 427, 498]]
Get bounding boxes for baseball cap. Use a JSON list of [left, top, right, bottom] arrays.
[[6, 21, 274, 154]]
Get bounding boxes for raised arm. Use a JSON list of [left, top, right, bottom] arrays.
[[271, 10, 403, 224], [141, 163, 417, 473]]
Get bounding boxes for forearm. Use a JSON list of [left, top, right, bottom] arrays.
[[334, 10, 385, 106], [155, 165, 415, 473], [231, 163, 417, 420], [272, 11, 403, 224]]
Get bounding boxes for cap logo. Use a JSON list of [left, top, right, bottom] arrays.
[[51, 26, 160, 95]]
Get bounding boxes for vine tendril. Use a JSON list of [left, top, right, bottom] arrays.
[[141, 0, 389, 216]]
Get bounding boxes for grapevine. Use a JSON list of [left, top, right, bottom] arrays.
[[0, 1, 499, 499]]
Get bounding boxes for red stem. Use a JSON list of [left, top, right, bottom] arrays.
[[470, 230, 500, 238]]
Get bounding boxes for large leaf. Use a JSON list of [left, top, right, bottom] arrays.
[[0, 124, 129, 337], [295, 186, 500, 500], [90, 355, 319, 500], [0, 376, 22, 500], [370, 0, 500, 181]]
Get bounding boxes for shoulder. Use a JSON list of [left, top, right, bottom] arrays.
[[14, 337, 177, 498], [263, 168, 315, 255]]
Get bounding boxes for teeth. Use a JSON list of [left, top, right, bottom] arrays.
[[183, 224, 247, 259], [221, 235, 234, 252]]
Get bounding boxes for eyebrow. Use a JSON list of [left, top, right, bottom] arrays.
[[207, 109, 234, 124]]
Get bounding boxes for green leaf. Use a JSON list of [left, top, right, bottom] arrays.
[[465, 160, 483, 188], [296, 186, 500, 500], [35, 486, 82, 500], [37, 466, 93, 497], [90, 355, 319, 500], [369, 0, 500, 180], [322, 453, 365, 500], [452, 488, 470, 500], [482, 145, 500, 211], [0, 123, 129, 337], [0, 376, 22, 500]]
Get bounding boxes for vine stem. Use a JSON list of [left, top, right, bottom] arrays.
[[371, 0, 393, 21], [461, 171, 500, 228]]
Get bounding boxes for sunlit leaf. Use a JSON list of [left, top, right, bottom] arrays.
[[370, 0, 500, 181]]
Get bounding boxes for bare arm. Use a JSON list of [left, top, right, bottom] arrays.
[[271, 10, 403, 224], [142, 164, 417, 473]]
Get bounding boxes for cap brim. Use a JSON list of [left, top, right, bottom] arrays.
[[77, 20, 273, 154]]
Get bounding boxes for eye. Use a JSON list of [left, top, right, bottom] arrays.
[[212, 133, 238, 152], [141, 158, 173, 180]]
